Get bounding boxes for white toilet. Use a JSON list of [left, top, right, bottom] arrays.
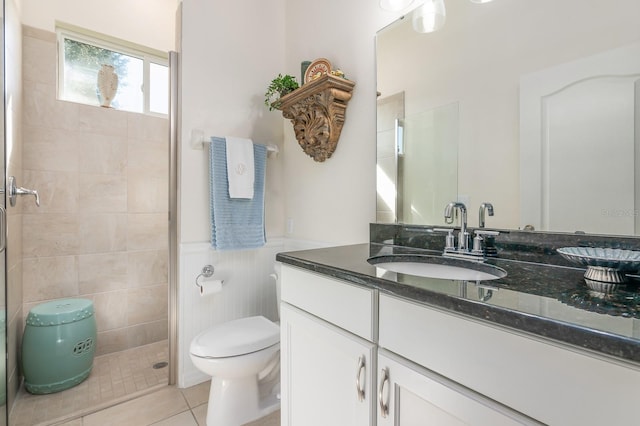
[[189, 267, 281, 426]]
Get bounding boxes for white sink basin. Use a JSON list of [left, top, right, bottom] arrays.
[[368, 255, 507, 281]]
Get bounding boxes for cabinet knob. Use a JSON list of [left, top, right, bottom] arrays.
[[356, 355, 366, 402], [379, 367, 390, 418]]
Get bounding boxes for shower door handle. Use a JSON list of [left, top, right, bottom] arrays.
[[0, 206, 5, 252], [8, 176, 40, 207]]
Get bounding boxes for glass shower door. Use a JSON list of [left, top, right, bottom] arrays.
[[0, 0, 7, 422]]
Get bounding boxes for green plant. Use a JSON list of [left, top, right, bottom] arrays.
[[264, 74, 299, 111]]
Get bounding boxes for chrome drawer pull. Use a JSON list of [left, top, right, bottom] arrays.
[[356, 355, 366, 401], [379, 367, 390, 418]]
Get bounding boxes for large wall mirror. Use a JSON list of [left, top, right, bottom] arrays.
[[376, 0, 640, 235]]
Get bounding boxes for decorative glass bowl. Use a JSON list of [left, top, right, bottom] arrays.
[[557, 247, 640, 288]]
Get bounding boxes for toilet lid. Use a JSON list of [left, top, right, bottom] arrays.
[[190, 316, 279, 358]]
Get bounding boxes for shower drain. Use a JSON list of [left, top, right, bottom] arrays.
[[153, 361, 169, 369]]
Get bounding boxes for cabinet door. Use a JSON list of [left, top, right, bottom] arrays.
[[377, 350, 539, 426], [281, 303, 376, 426]]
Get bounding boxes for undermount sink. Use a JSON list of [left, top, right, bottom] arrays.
[[368, 255, 507, 282]]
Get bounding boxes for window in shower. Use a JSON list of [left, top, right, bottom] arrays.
[[56, 23, 168, 116]]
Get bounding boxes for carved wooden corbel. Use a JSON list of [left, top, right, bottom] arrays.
[[277, 74, 356, 162]]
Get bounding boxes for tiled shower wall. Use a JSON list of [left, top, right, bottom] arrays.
[[21, 26, 169, 356]]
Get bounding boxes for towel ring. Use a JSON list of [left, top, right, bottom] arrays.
[[195, 265, 215, 288]]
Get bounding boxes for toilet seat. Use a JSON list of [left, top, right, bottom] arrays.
[[190, 316, 279, 358]]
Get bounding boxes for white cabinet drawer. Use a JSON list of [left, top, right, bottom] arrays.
[[281, 264, 376, 341], [376, 349, 537, 425], [379, 294, 640, 425]]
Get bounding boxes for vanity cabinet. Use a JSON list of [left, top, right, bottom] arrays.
[[280, 263, 640, 425], [280, 265, 377, 426], [280, 304, 375, 425], [376, 349, 529, 426], [379, 294, 640, 425]]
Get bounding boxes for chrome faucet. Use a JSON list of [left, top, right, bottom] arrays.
[[444, 202, 469, 251], [479, 202, 494, 228], [441, 201, 499, 261]]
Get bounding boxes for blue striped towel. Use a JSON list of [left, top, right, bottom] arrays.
[[209, 137, 267, 250]]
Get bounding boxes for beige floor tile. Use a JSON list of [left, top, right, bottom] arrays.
[[244, 410, 281, 426], [82, 386, 188, 426], [11, 345, 278, 426], [180, 381, 210, 408], [151, 410, 198, 426], [191, 403, 208, 426]]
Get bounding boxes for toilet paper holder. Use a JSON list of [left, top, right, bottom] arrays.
[[195, 265, 215, 289]]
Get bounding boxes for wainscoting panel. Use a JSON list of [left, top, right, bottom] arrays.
[[178, 239, 285, 387]]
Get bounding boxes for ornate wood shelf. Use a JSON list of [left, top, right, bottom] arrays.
[[277, 74, 356, 162]]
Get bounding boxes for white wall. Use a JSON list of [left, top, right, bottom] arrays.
[[282, 0, 394, 244], [177, 0, 288, 387], [179, 0, 397, 246], [19, 0, 177, 52], [179, 0, 287, 243]]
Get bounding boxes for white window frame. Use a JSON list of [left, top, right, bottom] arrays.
[[56, 22, 169, 117]]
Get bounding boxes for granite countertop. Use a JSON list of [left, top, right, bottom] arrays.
[[276, 243, 640, 366]]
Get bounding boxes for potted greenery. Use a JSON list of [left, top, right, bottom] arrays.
[[264, 74, 299, 111]]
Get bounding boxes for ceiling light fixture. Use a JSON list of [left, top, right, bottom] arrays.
[[412, 0, 446, 33]]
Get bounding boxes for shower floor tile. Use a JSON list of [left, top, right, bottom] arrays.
[[9, 340, 169, 426]]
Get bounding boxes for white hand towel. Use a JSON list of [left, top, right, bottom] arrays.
[[225, 136, 255, 199]]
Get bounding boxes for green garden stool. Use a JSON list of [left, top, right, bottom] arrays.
[[22, 298, 97, 394]]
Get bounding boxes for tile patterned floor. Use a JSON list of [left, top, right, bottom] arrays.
[[9, 340, 280, 425], [10, 341, 170, 426], [58, 382, 280, 425]]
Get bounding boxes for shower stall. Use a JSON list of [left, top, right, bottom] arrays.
[[0, 3, 180, 423]]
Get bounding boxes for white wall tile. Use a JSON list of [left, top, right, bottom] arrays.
[[78, 213, 127, 253], [126, 284, 168, 325], [79, 173, 128, 213], [127, 213, 168, 250], [127, 249, 168, 287], [78, 132, 127, 175], [78, 252, 129, 293], [23, 213, 79, 257], [22, 256, 79, 303]]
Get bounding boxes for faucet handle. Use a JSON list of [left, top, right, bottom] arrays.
[[472, 229, 499, 256], [433, 228, 453, 233], [474, 229, 499, 237], [433, 228, 455, 250]]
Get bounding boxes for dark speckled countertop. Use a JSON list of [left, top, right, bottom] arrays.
[[276, 242, 640, 366]]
